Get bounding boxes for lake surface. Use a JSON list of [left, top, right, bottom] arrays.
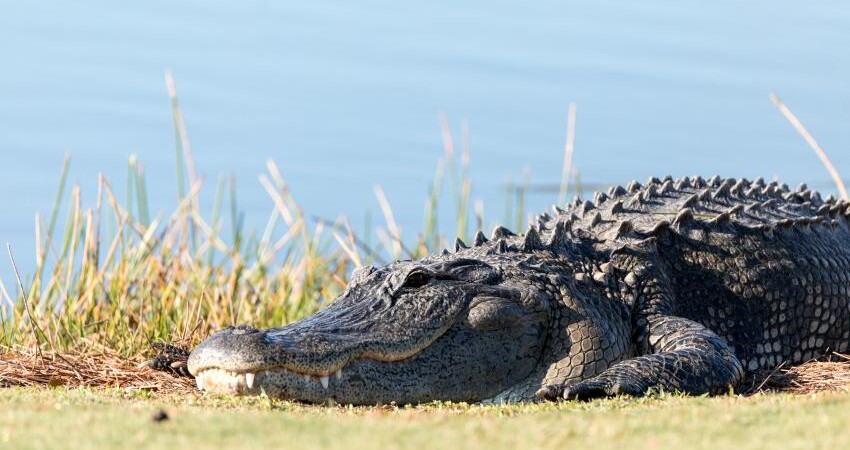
[[1, 1, 849, 282]]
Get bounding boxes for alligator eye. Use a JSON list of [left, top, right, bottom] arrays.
[[401, 271, 432, 289]]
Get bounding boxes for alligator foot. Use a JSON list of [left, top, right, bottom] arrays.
[[536, 377, 644, 401], [537, 315, 743, 402], [141, 342, 193, 377]]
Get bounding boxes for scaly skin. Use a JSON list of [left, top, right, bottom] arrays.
[[177, 175, 850, 404]]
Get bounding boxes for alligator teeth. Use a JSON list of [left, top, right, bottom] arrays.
[[335, 368, 343, 380], [320, 375, 329, 390], [245, 372, 255, 389], [195, 372, 205, 390], [304, 374, 311, 383]]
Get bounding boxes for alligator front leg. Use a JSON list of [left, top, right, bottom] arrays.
[[537, 314, 743, 401]]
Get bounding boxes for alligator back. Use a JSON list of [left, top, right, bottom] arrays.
[[554, 175, 850, 373]]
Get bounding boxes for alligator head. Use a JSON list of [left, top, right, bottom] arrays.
[[187, 236, 557, 405]]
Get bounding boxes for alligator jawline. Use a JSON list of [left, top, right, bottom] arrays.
[[194, 350, 428, 395]]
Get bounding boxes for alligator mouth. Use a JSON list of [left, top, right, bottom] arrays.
[[193, 356, 418, 404], [195, 366, 344, 394], [192, 344, 438, 400]]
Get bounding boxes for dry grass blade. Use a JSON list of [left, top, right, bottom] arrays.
[[7, 243, 44, 360], [373, 185, 406, 258], [769, 92, 848, 200], [165, 71, 198, 196], [558, 102, 577, 206]]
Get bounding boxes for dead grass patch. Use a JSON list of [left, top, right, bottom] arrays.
[[0, 348, 195, 395]]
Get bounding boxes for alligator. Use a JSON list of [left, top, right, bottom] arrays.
[[170, 176, 850, 405]]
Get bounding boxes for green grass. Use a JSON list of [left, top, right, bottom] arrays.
[[2, 387, 850, 450]]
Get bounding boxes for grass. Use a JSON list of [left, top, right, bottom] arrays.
[[3, 387, 850, 450]]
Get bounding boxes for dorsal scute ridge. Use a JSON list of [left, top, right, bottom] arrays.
[[552, 205, 565, 216], [707, 175, 722, 187], [615, 220, 634, 238], [571, 196, 582, 208], [691, 175, 706, 188], [594, 191, 608, 205], [728, 204, 745, 215], [455, 237, 468, 251], [589, 212, 603, 228], [608, 185, 627, 197], [546, 219, 572, 248], [659, 180, 674, 195], [491, 225, 515, 240], [517, 176, 836, 257], [521, 225, 543, 251]]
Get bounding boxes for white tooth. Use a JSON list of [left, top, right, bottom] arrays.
[[195, 372, 205, 390], [320, 375, 329, 390], [335, 369, 343, 380], [246, 372, 255, 389], [304, 374, 311, 383], [237, 373, 246, 389]]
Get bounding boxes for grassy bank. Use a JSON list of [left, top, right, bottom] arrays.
[[3, 387, 850, 450]]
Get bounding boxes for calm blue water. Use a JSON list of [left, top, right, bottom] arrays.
[[1, 1, 849, 282]]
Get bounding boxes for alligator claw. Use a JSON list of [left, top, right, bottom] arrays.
[[535, 384, 564, 402], [139, 359, 158, 369], [170, 360, 188, 370], [561, 379, 615, 401], [537, 378, 643, 402], [142, 342, 193, 378], [535, 382, 609, 402]]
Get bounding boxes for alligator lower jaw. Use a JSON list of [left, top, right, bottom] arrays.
[[195, 366, 345, 396]]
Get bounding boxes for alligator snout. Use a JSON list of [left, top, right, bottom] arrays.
[[187, 325, 270, 376]]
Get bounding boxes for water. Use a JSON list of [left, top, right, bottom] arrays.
[[1, 0, 849, 282]]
